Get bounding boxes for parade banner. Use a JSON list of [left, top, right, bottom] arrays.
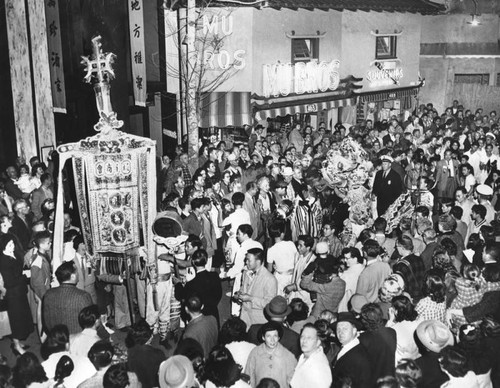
[[44, 0, 66, 113], [5, 0, 37, 161], [84, 153, 141, 253], [128, 0, 147, 106]]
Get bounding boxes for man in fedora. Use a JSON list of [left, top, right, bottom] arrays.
[[331, 312, 372, 388], [415, 320, 454, 388], [247, 295, 301, 358], [158, 355, 196, 388]]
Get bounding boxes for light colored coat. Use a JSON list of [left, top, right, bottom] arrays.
[[240, 265, 277, 328]]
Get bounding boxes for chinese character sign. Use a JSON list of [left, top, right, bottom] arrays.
[[45, 0, 66, 113], [128, 0, 146, 107]]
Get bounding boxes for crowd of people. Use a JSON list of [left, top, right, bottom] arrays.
[[0, 98, 500, 387]]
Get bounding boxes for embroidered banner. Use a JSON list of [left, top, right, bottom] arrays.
[[128, 0, 146, 107], [44, 0, 66, 113], [5, 0, 37, 161], [85, 153, 140, 252]]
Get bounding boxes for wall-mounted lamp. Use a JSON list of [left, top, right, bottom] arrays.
[[466, 0, 481, 26], [467, 14, 481, 26]]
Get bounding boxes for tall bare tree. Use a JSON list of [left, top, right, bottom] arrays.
[[163, 2, 244, 168]]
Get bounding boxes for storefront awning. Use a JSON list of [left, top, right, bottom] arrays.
[[200, 92, 252, 128], [356, 84, 421, 103], [252, 90, 357, 119]]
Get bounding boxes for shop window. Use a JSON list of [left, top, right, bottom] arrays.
[[375, 36, 397, 60], [291, 38, 319, 63], [454, 73, 490, 85]]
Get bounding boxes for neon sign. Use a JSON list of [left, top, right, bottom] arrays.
[[262, 60, 340, 98]]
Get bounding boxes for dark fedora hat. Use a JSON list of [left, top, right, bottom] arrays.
[[333, 312, 363, 331], [264, 296, 292, 319]]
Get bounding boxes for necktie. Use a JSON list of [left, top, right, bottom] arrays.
[[448, 161, 454, 177]]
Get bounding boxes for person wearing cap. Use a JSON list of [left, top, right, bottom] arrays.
[[372, 154, 403, 216], [290, 323, 332, 388], [158, 355, 197, 388], [476, 184, 495, 225], [237, 248, 277, 328], [300, 256, 345, 318], [225, 152, 243, 177], [356, 239, 392, 303], [247, 295, 301, 358], [245, 321, 297, 388], [414, 320, 454, 388], [281, 167, 296, 200], [435, 149, 460, 200], [331, 313, 372, 388]]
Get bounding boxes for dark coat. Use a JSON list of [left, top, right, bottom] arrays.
[[248, 323, 301, 359], [4, 179, 24, 201], [372, 168, 403, 216], [359, 327, 397, 381], [42, 283, 93, 334], [183, 314, 218, 358], [420, 241, 439, 272], [182, 213, 206, 249], [332, 343, 373, 388], [0, 252, 33, 339], [415, 352, 449, 388], [127, 344, 166, 388], [10, 215, 32, 252], [175, 270, 222, 324]]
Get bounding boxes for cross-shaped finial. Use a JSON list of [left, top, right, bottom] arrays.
[[81, 35, 116, 84]]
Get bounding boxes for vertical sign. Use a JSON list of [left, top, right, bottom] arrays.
[[128, 0, 146, 107], [5, 0, 37, 161], [44, 0, 66, 113], [28, 0, 56, 151]]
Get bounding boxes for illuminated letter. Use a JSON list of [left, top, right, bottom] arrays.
[[202, 15, 218, 35], [233, 49, 246, 70], [294, 62, 306, 94], [221, 15, 233, 36]]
